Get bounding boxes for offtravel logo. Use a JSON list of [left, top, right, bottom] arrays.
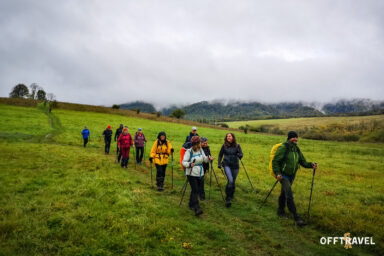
[[320, 233, 375, 249]]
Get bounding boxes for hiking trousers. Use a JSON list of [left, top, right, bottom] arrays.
[[105, 138, 111, 153], [155, 164, 167, 188], [278, 177, 298, 217], [136, 146, 144, 163], [224, 166, 239, 200], [83, 138, 88, 148], [187, 175, 203, 210]]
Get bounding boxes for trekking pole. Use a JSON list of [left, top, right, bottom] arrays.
[[171, 152, 174, 189], [239, 158, 255, 192], [209, 161, 213, 200], [212, 166, 225, 202], [150, 162, 153, 188], [133, 146, 136, 170], [180, 176, 188, 193], [307, 166, 317, 221], [179, 177, 189, 206], [258, 180, 279, 210], [144, 143, 146, 161]]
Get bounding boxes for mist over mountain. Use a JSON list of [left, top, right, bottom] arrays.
[[119, 99, 384, 121]]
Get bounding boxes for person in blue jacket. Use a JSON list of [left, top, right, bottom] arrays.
[[81, 126, 90, 147]]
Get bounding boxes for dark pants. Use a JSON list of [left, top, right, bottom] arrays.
[[188, 175, 203, 210], [155, 164, 167, 188], [116, 142, 120, 154], [83, 138, 88, 147], [121, 158, 129, 168], [136, 147, 144, 163], [278, 178, 297, 217], [104, 138, 111, 153], [224, 166, 239, 201]]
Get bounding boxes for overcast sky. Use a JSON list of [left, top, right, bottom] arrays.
[[1, 0, 383, 109]]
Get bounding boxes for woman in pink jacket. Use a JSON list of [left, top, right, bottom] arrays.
[[117, 127, 133, 168]]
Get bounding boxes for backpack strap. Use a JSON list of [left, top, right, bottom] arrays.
[[282, 142, 290, 164]]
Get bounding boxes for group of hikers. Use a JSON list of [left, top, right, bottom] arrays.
[[80, 125, 317, 226]]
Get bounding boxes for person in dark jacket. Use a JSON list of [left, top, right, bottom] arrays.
[[218, 133, 243, 207], [200, 137, 212, 200], [185, 127, 199, 143], [272, 131, 317, 227], [117, 127, 133, 168], [81, 126, 90, 148], [102, 125, 113, 154], [134, 128, 147, 165], [115, 124, 123, 154]]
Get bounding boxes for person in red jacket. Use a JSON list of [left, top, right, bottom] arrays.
[[117, 127, 133, 168]]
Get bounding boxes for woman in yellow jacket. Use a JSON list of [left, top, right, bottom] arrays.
[[149, 131, 173, 191]]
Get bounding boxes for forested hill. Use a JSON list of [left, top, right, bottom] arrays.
[[120, 101, 156, 113], [119, 99, 384, 121], [162, 101, 324, 121]]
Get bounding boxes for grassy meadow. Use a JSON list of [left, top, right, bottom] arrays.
[[224, 115, 384, 143], [0, 103, 383, 255]]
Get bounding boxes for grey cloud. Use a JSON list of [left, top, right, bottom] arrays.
[[1, 0, 383, 109]]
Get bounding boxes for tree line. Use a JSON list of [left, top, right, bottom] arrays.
[[9, 83, 56, 102]]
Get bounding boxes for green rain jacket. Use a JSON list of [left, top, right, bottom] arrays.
[[272, 141, 313, 179]]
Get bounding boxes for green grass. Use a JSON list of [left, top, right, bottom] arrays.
[[0, 104, 383, 255], [225, 115, 384, 129], [225, 115, 384, 142]]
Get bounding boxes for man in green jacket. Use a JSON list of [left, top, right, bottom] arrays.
[[272, 131, 318, 226]]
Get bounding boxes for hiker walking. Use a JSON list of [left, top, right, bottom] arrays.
[[182, 136, 213, 216], [149, 132, 173, 191], [185, 126, 199, 143], [134, 128, 147, 165], [115, 124, 123, 153], [117, 127, 133, 168], [218, 133, 243, 207], [102, 125, 113, 154], [200, 137, 212, 201], [272, 131, 318, 226], [81, 126, 90, 148]]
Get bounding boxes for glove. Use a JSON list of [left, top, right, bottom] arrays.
[[171, 148, 174, 153], [218, 164, 222, 169], [149, 157, 153, 163], [237, 153, 243, 159]]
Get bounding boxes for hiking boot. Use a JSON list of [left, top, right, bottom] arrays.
[[294, 215, 307, 227], [195, 208, 203, 216], [225, 200, 232, 208]]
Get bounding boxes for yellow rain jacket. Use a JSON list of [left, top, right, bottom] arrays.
[[150, 140, 173, 165]]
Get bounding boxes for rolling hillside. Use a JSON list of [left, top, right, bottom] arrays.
[[0, 102, 383, 255]]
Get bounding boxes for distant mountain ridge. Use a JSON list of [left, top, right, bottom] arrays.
[[120, 101, 156, 113], [119, 99, 384, 121]]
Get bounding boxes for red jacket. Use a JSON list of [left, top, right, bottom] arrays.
[[118, 133, 133, 148]]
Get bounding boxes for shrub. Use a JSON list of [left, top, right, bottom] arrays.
[[112, 105, 120, 109]]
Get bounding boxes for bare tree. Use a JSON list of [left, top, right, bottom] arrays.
[[29, 83, 39, 99], [47, 93, 56, 102]]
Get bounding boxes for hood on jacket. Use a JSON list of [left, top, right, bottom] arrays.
[[157, 131, 167, 142]]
